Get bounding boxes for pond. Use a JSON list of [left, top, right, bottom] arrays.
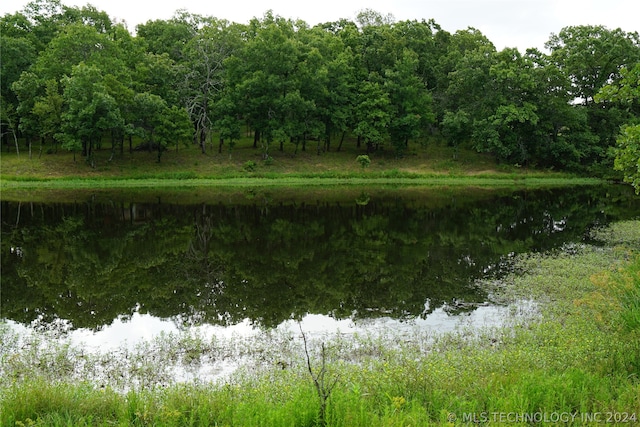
[[1, 184, 639, 368]]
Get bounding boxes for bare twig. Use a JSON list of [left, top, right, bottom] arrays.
[[299, 323, 340, 426]]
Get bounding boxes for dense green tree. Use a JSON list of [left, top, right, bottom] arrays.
[[472, 48, 540, 163], [441, 38, 495, 116], [441, 110, 470, 159], [358, 18, 398, 76], [0, 35, 36, 106], [155, 105, 193, 159], [282, 30, 327, 152], [384, 48, 434, 155], [33, 23, 121, 80], [0, 25, 36, 149], [32, 78, 64, 152], [546, 25, 640, 105], [12, 0, 72, 51], [131, 92, 168, 151], [320, 49, 356, 152], [10, 71, 42, 156], [440, 42, 495, 154], [102, 74, 136, 157], [521, 48, 596, 169], [128, 91, 192, 160], [60, 3, 112, 33], [546, 26, 640, 167], [0, 10, 35, 42], [390, 19, 441, 89], [1, 0, 118, 149], [134, 52, 181, 105], [598, 62, 640, 115], [136, 11, 198, 61], [224, 12, 301, 157], [597, 63, 640, 192], [353, 78, 391, 152], [436, 27, 495, 90], [60, 63, 124, 165], [301, 25, 357, 152], [612, 124, 640, 192]]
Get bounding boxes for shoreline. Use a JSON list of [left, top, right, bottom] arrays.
[[1, 174, 605, 190]]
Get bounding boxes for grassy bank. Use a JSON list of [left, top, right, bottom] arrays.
[[0, 138, 599, 191], [1, 221, 639, 426], [0, 174, 603, 190]]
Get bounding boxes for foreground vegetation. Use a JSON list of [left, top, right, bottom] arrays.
[[1, 221, 639, 426]]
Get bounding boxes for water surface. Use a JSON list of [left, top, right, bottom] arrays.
[[2, 184, 638, 348]]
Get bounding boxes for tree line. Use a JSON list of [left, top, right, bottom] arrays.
[[1, 0, 639, 180]]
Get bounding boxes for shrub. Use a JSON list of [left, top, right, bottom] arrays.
[[356, 155, 371, 168], [244, 160, 257, 172]]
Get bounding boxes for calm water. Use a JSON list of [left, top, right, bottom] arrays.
[[1, 184, 639, 347]]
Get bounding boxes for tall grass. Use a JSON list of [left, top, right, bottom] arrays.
[[1, 221, 639, 426]]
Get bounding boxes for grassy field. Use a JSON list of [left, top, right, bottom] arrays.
[[0, 136, 597, 190], [1, 221, 639, 426]]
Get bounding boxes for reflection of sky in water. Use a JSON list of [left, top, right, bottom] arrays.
[[4, 302, 535, 385], [65, 305, 515, 352]]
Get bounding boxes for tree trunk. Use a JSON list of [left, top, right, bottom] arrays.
[[5, 127, 20, 157], [200, 128, 206, 154], [0, 124, 6, 150], [38, 137, 44, 158], [323, 124, 331, 153], [337, 131, 346, 152], [89, 138, 94, 167], [13, 130, 20, 157], [193, 122, 198, 145], [87, 138, 96, 168], [109, 133, 118, 161]]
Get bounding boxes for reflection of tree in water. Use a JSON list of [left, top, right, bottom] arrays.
[[179, 206, 229, 327], [187, 206, 224, 291], [1, 185, 638, 330]]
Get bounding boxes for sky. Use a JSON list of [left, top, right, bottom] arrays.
[[1, 0, 638, 52]]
